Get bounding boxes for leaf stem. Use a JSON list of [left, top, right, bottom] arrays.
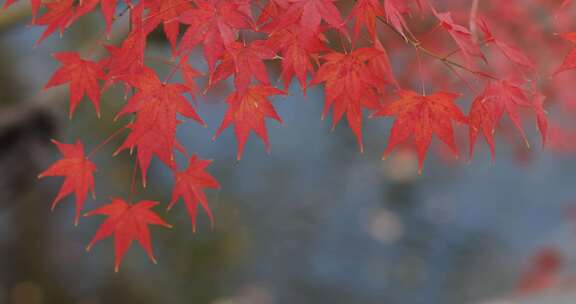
[[127, 157, 139, 205], [87, 126, 128, 159]]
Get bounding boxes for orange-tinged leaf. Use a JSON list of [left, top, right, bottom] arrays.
[[85, 198, 171, 272], [38, 139, 97, 225]]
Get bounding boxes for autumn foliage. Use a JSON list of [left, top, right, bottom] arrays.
[[7, 0, 573, 270]]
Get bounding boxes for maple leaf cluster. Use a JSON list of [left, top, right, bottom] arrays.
[[7, 0, 574, 270]]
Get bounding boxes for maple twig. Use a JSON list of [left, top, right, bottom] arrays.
[[87, 125, 128, 159], [443, 61, 479, 94], [414, 45, 427, 95], [127, 157, 139, 204], [470, 0, 480, 40], [376, 16, 499, 81], [442, 39, 491, 60], [86, 5, 132, 59], [164, 57, 184, 83]]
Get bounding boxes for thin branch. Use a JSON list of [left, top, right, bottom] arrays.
[[470, 0, 480, 40], [376, 15, 498, 81]]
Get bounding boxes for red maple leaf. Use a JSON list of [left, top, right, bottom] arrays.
[[85, 198, 171, 272], [179, 56, 203, 96], [554, 32, 576, 75], [140, 0, 193, 51], [33, 0, 75, 44], [383, 0, 411, 40], [369, 38, 399, 90], [45, 52, 105, 118], [267, 0, 346, 35], [349, 0, 385, 39], [178, 0, 254, 70], [434, 11, 486, 64], [468, 95, 498, 159], [468, 80, 547, 158], [168, 154, 221, 232], [115, 67, 205, 186], [310, 47, 383, 152], [477, 18, 535, 70], [38, 139, 97, 225], [103, 25, 147, 86], [33, 0, 103, 44], [372, 90, 467, 172], [266, 24, 328, 90], [255, 0, 287, 26], [214, 85, 285, 160], [209, 40, 276, 92], [100, 0, 118, 33]]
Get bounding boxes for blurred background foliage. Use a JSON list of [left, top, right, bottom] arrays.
[[2, 1, 576, 304]]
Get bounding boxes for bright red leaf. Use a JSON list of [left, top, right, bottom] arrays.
[[383, 0, 411, 40], [103, 25, 147, 86], [267, 0, 347, 35], [180, 57, 203, 96], [140, 0, 193, 51], [349, 0, 385, 39], [168, 154, 221, 232], [38, 139, 97, 225], [45, 52, 105, 118], [214, 85, 285, 160], [33, 0, 103, 44], [209, 40, 276, 92], [372, 90, 467, 172], [85, 198, 171, 272], [266, 24, 328, 90], [178, 0, 254, 71], [468, 80, 547, 158], [310, 47, 384, 152], [115, 67, 205, 187], [554, 32, 576, 75]]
